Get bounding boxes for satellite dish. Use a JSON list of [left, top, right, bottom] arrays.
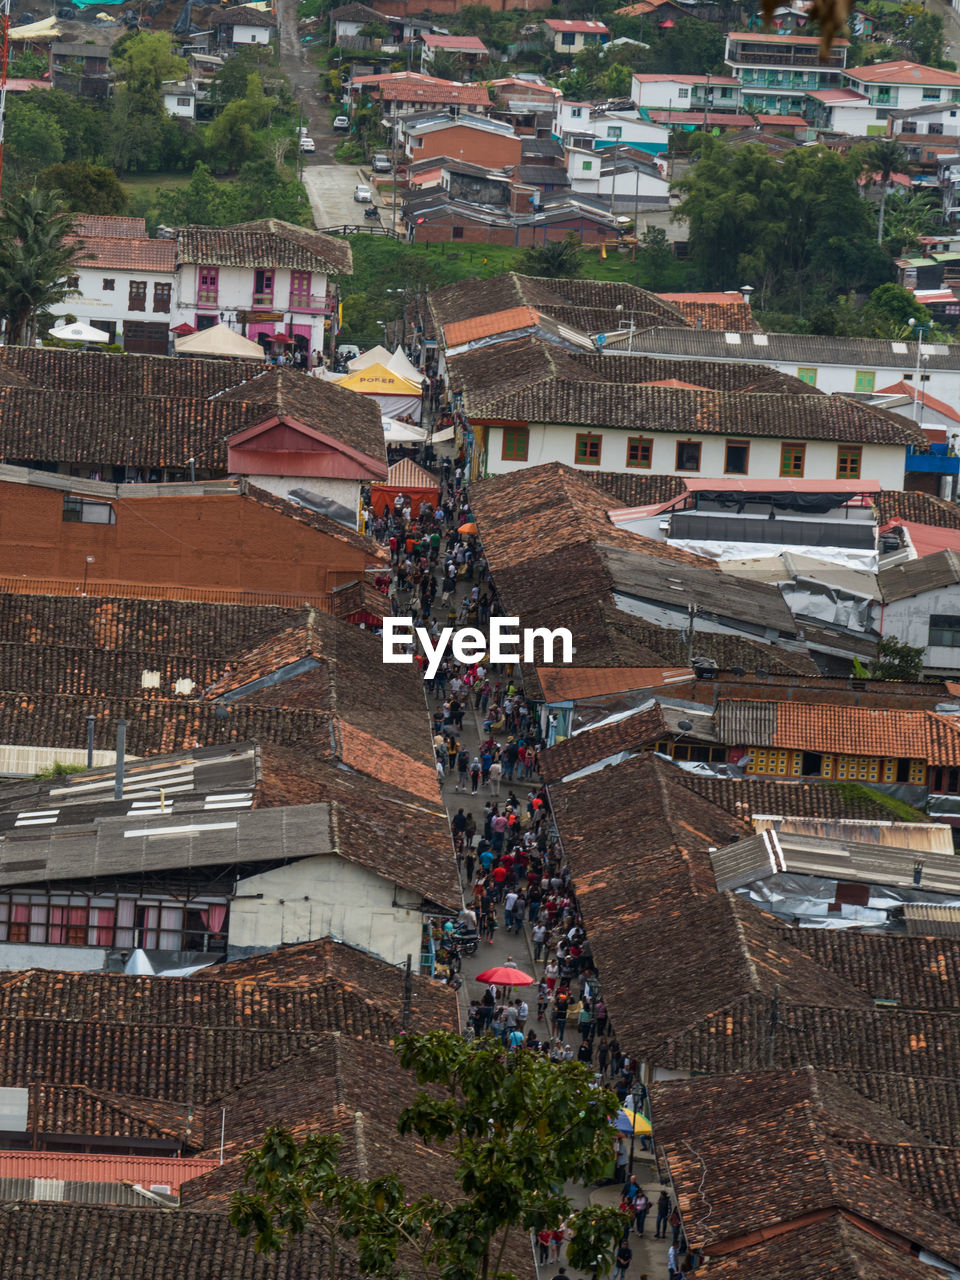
[[677, 719, 693, 732]]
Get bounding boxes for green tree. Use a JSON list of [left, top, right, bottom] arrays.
[[3, 98, 65, 187], [37, 162, 128, 214], [18, 89, 105, 166], [230, 1031, 625, 1280], [0, 187, 82, 346], [211, 46, 274, 104], [854, 636, 926, 683], [519, 233, 583, 278], [599, 60, 632, 99], [879, 186, 940, 257], [9, 50, 48, 79], [205, 100, 261, 171], [428, 48, 461, 81], [865, 138, 906, 245], [862, 282, 933, 337], [636, 225, 675, 289], [111, 30, 187, 100], [155, 161, 242, 225]]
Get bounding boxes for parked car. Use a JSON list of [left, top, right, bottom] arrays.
[[372, 153, 392, 173], [333, 115, 350, 131], [299, 136, 316, 153], [297, 125, 309, 137], [354, 183, 372, 203]]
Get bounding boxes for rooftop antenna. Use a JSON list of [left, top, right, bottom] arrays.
[[0, 0, 10, 199]]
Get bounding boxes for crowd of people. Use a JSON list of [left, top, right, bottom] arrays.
[[376, 453, 697, 1280]]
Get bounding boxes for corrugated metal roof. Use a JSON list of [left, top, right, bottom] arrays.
[[878, 549, 960, 603], [754, 816, 954, 854], [903, 904, 960, 937], [717, 699, 778, 745]]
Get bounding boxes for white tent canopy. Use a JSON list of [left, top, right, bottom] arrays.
[[348, 344, 393, 371], [174, 323, 265, 360], [383, 415, 427, 443], [49, 321, 110, 344], [388, 345, 423, 383]]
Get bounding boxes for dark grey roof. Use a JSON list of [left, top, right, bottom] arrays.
[[879, 549, 960, 603], [600, 543, 799, 637], [0, 743, 259, 832], [515, 165, 570, 185], [632, 327, 960, 371], [521, 137, 564, 158], [0, 803, 333, 888]]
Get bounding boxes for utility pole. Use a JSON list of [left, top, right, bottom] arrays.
[[391, 110, 400, 232], [0, 0, 11, 198]]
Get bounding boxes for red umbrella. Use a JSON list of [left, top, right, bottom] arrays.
[[268, 332, 295, 344], [475, 965, 534, 987], [172, 323, 196, 336]]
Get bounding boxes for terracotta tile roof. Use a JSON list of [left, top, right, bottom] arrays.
[[784, 929, 960, 1012], [717, 698, 960, 764], [843, 1069, 960, 1145], [535, 665, 691, 702], [574, 350, 818, 395], [72, 216, 146, 239], [874, 489, 960, 530], [0, 1204, 329, 1280], [698, 1215, 937, 1280], [221, 368, 387, 471], [421, 32, 487, 50], [429, 273, 684, 342], [177, 220, 348, 274], [28, 1083, 197, 1145], [549, 755, 861, 1060], [467, 378, 920, 445], [0, 354, 381, 473], [540, 704, 668, 779], [443, 305, 538, 347], [877, 380, 960, 425], [68, 234, 177, 273], [588, 470, 686, 508], [838, 1139, 960, 1225], [652, 1069, 960, 1266], [193, 936, 458, 1030], [656, 291, 759, 331], [378, 80, 491, 106], [0, 574, 332, 609], [472, 464, 817, 693], [256, 749, 458, 907], [676, 774, 921, 823]]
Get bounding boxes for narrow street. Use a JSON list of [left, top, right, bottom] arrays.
[[416, 511, 670, 1280]]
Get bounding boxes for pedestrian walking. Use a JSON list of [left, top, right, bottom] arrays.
[[613, 1239, 632, 1280], [655, 1189, 671, 1240], [634, 1190, 650, 1237]]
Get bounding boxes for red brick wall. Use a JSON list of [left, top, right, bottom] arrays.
[[0, 483, 372, 596], [411, 125, 522, 170], [411, 218, 612, 245]]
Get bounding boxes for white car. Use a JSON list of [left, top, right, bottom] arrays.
[[354, 183, 372, 202], [297, 125, 309, 137], [333, 115, 350, 131], [299, 136, 315, 153]]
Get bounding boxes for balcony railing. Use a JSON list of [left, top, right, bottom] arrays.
[[728, 48, 846, 69], [906, 444, 960, 475]]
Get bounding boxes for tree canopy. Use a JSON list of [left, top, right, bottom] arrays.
[[0, 187, 82, 347], [231, 1030, 625, 1280], [674, 139, 891, 313]]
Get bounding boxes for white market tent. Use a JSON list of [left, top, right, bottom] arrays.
[[48, 321, 111, 344], [382, 415, 427, 443], [174, 323, 266, 360]]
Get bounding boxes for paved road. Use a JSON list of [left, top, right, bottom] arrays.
[[302, 164, 383, 229]]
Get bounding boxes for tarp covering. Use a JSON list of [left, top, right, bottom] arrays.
[[9, 16, 63, 37], [692, 489, 867, 515], [174, 323, 265, 360], [382, 416, 426, 443]]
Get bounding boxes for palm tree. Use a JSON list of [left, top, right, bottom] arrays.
[[868, 138, 906, 246], [0, 187, 82, 347], [518, 233, 583, 278]]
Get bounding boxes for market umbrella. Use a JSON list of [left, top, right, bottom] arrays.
[[267, 331, 294, 344], [48, 321, 110, 343], [172, 322, 196, 336], [615, 1108, 652, 1136], [458, 521, 478, 534], [475, 965, 534, 987]]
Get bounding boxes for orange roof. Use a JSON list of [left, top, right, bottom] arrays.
[[881, 518, 960, 559], [384, 456, 440, 490], [744, 700, 960, 764], [536, 666, 694, 702], [444, 306, 539, 347], [69, 234, 176, 274], [847, 59, 960, 86], [0, 1151, 218, 1189], [877, 381, 960, 426], [0, 575, 331, 609], [338, 721, 439, 802]]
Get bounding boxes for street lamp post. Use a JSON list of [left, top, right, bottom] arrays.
[[907, 317, 930, 427], [81, 555, 94, 597]]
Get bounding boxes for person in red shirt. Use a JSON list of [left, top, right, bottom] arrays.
[[492, 864, 507, 900]]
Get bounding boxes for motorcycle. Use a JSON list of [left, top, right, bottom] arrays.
[[363, 206, 381, 221]]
